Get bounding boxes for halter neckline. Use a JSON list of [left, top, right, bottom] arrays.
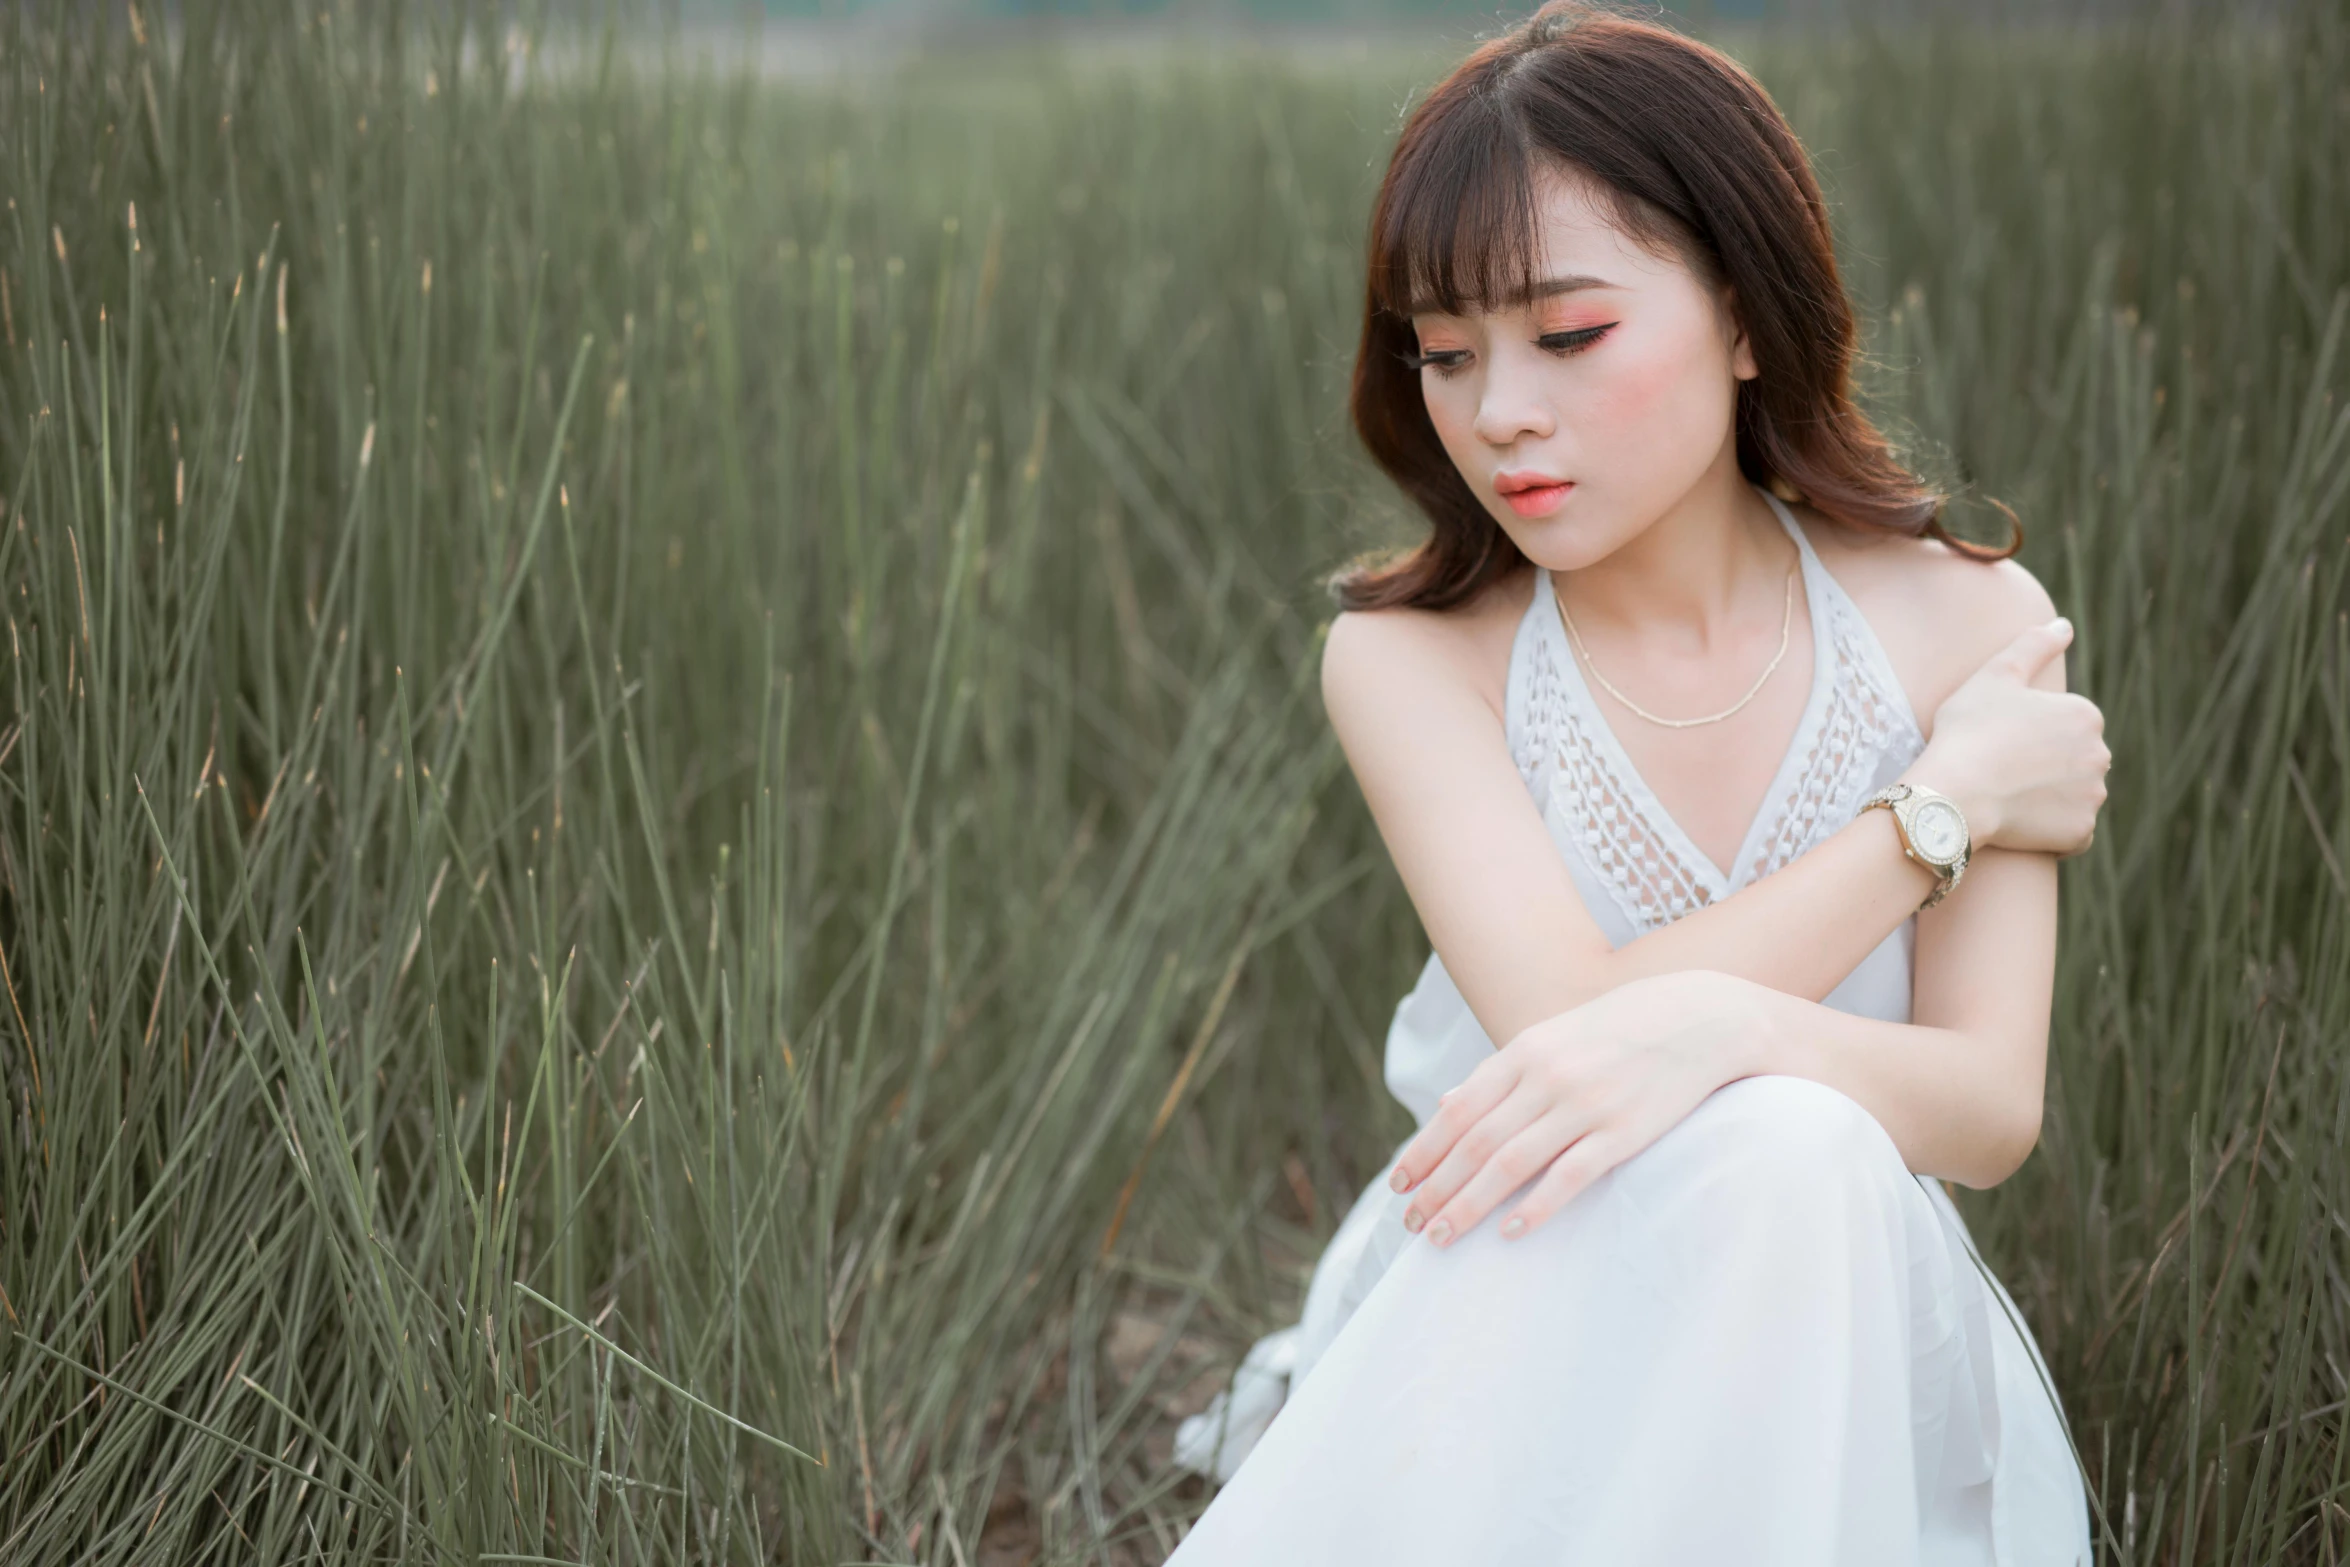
[[1509, 488, 1925, 931]]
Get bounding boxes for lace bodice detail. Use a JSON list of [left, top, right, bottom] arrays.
[[1507, 492, 1925, 939], [1518, 646, 1722, 928], [1737, 585, 1922, 884]]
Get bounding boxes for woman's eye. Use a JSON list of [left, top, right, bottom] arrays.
[[1402, 348, 1471, 378], [1404, 323, 1614, 379], [1538, 324, 1615, 354]]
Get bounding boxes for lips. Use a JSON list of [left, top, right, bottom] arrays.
[[1494, 470, 1573, 519]]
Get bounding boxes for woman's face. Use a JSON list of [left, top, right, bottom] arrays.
[[1408, 162, 1757, 572]]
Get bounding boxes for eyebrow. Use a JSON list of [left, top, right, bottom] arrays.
[[1404, 273, 1618, 316]]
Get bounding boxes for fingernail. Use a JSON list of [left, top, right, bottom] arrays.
[[1500, 1214, 1526, 1238], [2051, 616, 2073, 636], [1403, 1208, 1424, 1234], [1389, 1167, 1410, 1193], [1427, 1219, 1453, 1247]]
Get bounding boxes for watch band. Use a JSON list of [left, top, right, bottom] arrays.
[[1862, 783, 1970, 911]]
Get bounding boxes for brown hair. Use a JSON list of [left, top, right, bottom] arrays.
[[1333, 1, 2019, 613]]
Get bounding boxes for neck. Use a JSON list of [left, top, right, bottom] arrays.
[[1555, 449, 1794, 652]]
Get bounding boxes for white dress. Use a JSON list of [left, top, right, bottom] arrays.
[[1166, 492, 2093, 1565]]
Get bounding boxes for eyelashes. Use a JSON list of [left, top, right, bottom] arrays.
[[1402, 323, 1617, 379]]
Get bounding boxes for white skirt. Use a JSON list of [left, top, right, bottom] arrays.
[[1168, 1074, 2092, 1566]]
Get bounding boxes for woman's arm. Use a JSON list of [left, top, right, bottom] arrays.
[[1381, 559, 2084, 1241], [1728, 826, 2058, 1188], [1393, 833, 2057, 1244], [1320, 564, 2098, 1052], [1652, 573, 2076, 1187]]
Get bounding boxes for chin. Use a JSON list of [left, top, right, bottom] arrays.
[[1505, 513, 1640, 575]]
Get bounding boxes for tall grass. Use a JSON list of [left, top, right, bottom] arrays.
[[0, 3, 2343, 1563]]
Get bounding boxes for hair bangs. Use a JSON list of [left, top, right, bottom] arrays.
[[1339, 4, 1994, 616], [1370, 91, 1545, 322]]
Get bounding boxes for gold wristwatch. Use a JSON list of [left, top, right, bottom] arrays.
[[1861, 782, 1971, 910]]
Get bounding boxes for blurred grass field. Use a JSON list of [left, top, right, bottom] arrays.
[[2, 2, 2347, 1562]]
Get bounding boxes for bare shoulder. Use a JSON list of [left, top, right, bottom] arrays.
[[1320, 563, 1537, 735], [1795, 505, 2062, 724]]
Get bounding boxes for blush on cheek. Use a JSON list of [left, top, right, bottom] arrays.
[[1592, 318, 1738, 447], [1568, 332, 1741, 505], [1566, 353, 1678, 469], [1589, 341, 1684, 421], [1422, 389, 1479, 461]]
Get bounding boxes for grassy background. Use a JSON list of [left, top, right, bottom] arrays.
[[1, 2, 2346, 1562]]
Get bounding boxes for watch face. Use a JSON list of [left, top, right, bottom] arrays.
[[1911, 798, 1967, 864]]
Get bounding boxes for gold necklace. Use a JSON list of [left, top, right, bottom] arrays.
[[1555, 557, 1799, 730]]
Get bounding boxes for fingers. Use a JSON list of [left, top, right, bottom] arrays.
[[1494, 1129, 1626, 1239], [1399, 1086, 1549, 1241], [1417, 1108, 1582, 1246], [2057, 804, 2102, 858], [1390, 1059, 1518, 1198], [2001, 693, 2109, 855], [1990, 617, 2073, 683]]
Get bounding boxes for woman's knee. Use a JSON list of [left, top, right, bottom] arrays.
[[1683, 1073, 1900, 1195], [1599, 1074, 1912, 1304]]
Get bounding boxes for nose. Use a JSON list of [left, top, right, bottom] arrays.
[[1469, 347, 1556, 448]]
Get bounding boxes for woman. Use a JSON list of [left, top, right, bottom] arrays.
[[1166, 7, 2110, 1564]]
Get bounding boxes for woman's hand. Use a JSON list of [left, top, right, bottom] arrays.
[[1388, 971, 1765, 1246], [1905, 618, 2109, 856]]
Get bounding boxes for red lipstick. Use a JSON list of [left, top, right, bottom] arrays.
[[1494, 469, 1573, 519]]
